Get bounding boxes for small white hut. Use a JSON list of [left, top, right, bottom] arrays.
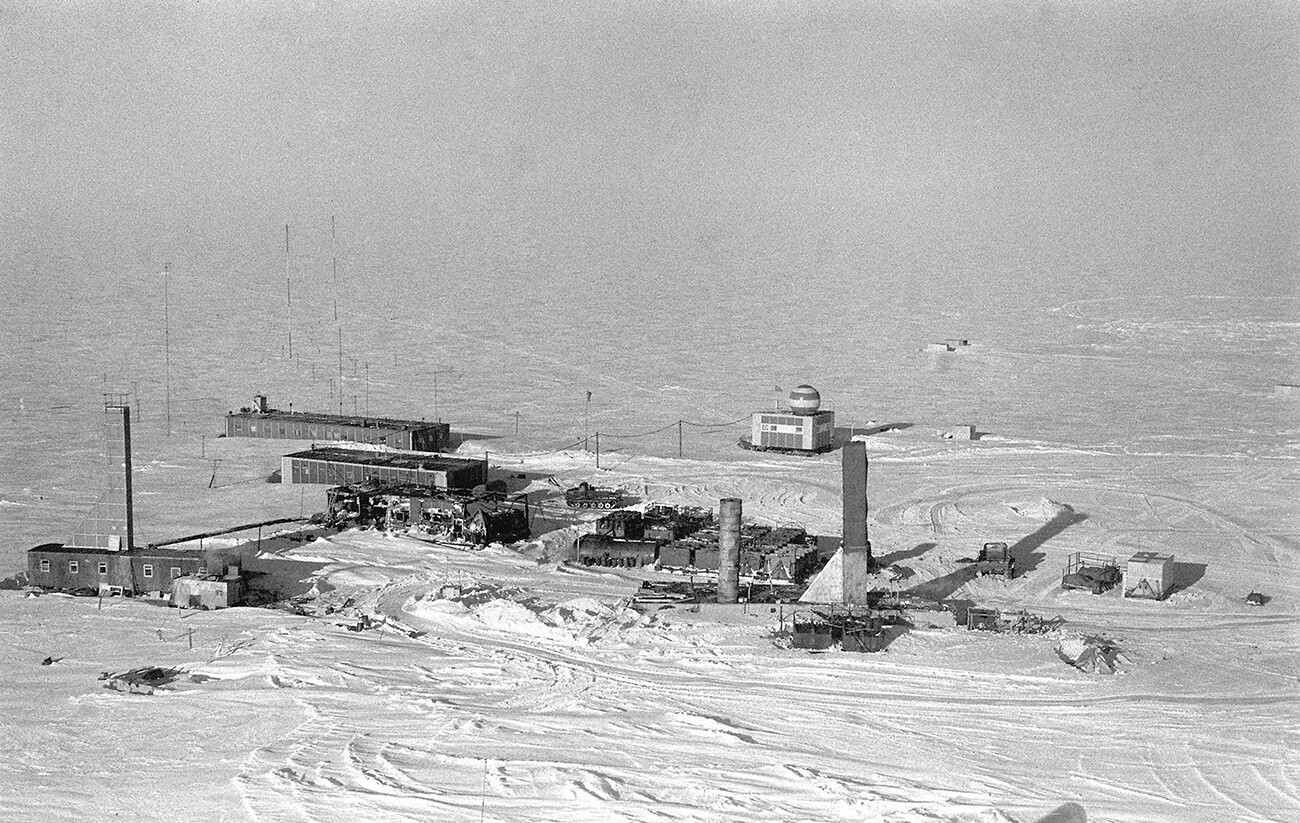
[[1123, 552, 1174, 600]]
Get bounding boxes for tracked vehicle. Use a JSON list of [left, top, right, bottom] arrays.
[[564, 482, 623, 510]]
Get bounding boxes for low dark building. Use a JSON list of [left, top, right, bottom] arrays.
[[226, 395, 449, 453], [282, 447, 487, 490], [576, 505, 714, 568], [26, 543, 237, 596], [658, 523, 821, 583]]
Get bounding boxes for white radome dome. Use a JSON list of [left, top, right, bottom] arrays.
[[788, 385, 821, 415]]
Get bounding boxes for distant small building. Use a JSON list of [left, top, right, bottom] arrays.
[[282, 447, 487, 490], [1272, 384, 1300, 399], [942, 425, 976, 440], [1123, 551, 1174, 600], [226, 395, 449, 453], [744, 385, 835, 453], [924, 342, 954, 353]]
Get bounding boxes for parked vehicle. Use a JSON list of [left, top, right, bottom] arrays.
[[1061, 552, 1121, 594], [564, 482, 623, 510], [975, 541, 1015, 578]]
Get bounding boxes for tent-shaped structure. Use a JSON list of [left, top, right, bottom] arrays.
[[1057, 635, 1123, 675]]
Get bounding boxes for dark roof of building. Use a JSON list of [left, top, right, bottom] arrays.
[[285, 446, 484, 472], [228, 409, 447, 431], [27, 543, 209, 558]]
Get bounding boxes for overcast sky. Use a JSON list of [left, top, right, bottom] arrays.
[[3, 0, 1296, 298]]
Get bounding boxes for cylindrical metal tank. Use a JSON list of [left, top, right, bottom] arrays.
[[717, 497, 742, 603]]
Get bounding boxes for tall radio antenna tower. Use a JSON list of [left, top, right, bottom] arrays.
[[331, 215, 338, 323], [285, 223, 293, 359], [163, 262, 172, 436]]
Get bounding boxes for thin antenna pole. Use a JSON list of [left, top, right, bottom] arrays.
[[337, 328, 344, 415], [331, 215, 338, 323], [678, 419, 683, 458], [365, 362, 369, 416], [164, 263, 172, 436], [285, 224, 293, 359]]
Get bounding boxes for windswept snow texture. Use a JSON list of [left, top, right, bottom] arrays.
[[2, 427, 1298, 822]]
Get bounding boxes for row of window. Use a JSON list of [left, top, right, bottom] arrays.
[[39, 559, 185, 579], [238, 421, 390, 443], [760, 423, 804, 433]]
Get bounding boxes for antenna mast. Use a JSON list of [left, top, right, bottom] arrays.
[[331, 215, 338, 323], [285, 224, 293, 359], [163, 262, 172, 436]]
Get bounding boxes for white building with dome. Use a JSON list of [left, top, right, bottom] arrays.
[[748, 385, 836, 452]]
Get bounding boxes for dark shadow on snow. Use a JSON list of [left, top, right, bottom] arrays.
[[1010, 506, 1089, 575], [447, 430, 502, 449], [834, 423, 912, 446], [1167, 561, 1207, 594], [906, 565, 979, 601], [874, 542, 936, 567]]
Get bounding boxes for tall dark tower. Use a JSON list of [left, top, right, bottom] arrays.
[[68, 396, 134, 551], [841, 439, 872, 603]]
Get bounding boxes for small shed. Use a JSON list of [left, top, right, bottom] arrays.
[[924, 342, 954, 353], [1123, 552, 1174, 600], [171, 573, 243, 610], [943, 425, 975, 440]]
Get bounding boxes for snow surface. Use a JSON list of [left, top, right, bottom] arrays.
[[2, 417, 1297, 821]]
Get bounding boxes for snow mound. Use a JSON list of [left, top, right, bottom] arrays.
[[407, 584, 642, 645], [1009, 497, 1072, 520]]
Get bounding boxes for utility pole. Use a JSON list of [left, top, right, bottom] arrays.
[[678, 420, 683, 458], [131, 380, 140, 422], [337, 327, 344, 415], [595, 432, 600, 469], [164, 263, 172, 436], [285, 224, 293, 360], [514, 411, 520, 436], [331, 214, 338, 323]]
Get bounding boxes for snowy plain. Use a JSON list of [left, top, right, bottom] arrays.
[[0, 270, 1296, 822]]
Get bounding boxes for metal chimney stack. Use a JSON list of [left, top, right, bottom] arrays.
[[841, 440, 872, 604], [717, 498, 742, 604]]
